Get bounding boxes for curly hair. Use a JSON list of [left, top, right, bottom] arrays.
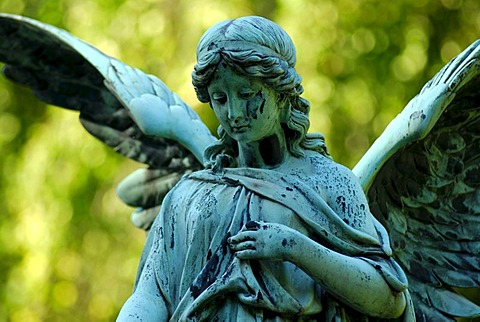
[[192, 16, 329, 167]]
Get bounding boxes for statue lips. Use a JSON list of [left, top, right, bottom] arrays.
[[230, 123, 250, 133]]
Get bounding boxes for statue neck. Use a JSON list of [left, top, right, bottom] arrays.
[[237, 132, 289, 169]]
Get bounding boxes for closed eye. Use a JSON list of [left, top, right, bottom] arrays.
[[239, 90, 259, 100], [212, 93, 227, 104]]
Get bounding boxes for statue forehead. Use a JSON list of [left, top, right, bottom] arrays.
[[208, 63, 260, 89]]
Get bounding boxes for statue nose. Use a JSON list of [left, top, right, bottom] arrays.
[[230, 116, 246, 124], [228, 100, 246, 123]]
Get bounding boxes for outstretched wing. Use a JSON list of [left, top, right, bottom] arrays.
[[0, 14, 216, 228], [354, 41, 480, 320]]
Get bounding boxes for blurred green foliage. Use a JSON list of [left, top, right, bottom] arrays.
[[0, 0, 479, 321]]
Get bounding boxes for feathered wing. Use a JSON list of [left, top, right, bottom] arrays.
[[0, 14, 215, 229], [354, 41, 480, 320]]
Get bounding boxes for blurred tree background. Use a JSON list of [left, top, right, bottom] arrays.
[[0, 0, 479, 321]]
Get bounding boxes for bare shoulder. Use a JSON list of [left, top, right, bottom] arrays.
[[302, 150, 358, 183], [296, 151, 377, 233], [302, 151, 368, 205]]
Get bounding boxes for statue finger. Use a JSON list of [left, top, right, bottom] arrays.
[[228, 232, 256, 244], [234, 249, 258, 260], [230, 241, 256, 251]]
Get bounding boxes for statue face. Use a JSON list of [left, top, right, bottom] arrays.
[[208, 64, 283, 143]]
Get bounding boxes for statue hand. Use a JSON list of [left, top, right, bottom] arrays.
[[228, 221, 301, 261]]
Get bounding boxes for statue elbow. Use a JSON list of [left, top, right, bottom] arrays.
[[117, 291, 168, 322], [378, 291, 407, 319]]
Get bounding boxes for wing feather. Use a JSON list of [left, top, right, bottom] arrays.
[[0, 14, 216, 229], [357, 40, 480, 320], [0, 14, 211, 168]]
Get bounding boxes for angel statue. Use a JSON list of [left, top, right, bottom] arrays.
[[0, 13, 479, 322]]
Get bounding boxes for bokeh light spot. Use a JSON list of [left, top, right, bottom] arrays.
[[0, 112, 20, 143], [441, 40, 461, 63], [53, 280, 78, 308]]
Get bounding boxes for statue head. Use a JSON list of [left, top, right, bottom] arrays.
[[193, 16, 301, 101], [192, 16, 328, 166]]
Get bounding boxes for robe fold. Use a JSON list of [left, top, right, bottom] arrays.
[[134, 155, 414, 321]]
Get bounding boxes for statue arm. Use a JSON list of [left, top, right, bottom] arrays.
[[117, 255, 168, 322], [229, 222, 406, 318], [287, 228, 406, 318], [229, 165, 406, 318]]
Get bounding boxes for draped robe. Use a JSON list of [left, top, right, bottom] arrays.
[[133, 154, 414, 321]]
